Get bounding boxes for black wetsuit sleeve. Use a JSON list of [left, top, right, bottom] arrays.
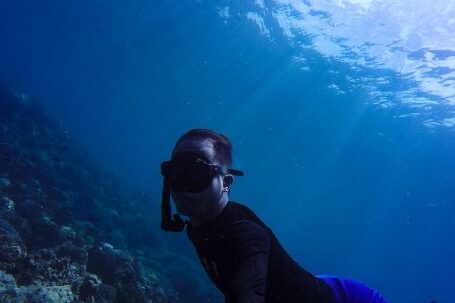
[[224, 220, 271, 303]]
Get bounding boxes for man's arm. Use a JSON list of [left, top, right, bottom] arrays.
[[224, 220, 271, 303]]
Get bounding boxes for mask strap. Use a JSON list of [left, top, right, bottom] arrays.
[[161, 179, 187, 232]]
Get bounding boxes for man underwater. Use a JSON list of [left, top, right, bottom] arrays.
[[160, 128, 389, 303]]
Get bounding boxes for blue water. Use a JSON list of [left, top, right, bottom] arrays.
[[1, 1, 454, 302]]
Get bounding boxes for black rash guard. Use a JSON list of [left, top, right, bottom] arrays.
[[186, 201, 336, 303]]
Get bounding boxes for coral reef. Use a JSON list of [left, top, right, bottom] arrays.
[[0, 219, 26, 268], [0, 270, 74, 303], [0, 88, 186, 302]]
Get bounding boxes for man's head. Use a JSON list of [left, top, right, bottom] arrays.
[[168, 129, 235, 220], [172, 128, 232, 169]]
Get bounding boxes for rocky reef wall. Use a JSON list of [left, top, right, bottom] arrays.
[[0, 88, 220, 303]]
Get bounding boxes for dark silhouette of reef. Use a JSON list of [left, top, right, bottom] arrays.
[[0, 88, 220, 303]]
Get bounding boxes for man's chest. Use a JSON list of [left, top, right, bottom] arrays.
[[192, 233, 234, 289]]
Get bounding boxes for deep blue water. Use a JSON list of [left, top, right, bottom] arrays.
[[1, 1, 454, 302]]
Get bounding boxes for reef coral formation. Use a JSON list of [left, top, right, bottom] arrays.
[[0, 88, 217, 302]]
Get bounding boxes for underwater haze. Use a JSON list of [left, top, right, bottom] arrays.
[[1, 0, 455, 302]]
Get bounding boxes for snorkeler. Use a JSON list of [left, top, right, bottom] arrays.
[[160, 128, 389, 303]]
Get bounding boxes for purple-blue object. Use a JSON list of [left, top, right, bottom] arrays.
[[317, 275, 389, 303]]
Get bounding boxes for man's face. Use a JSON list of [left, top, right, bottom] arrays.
[[169, 137, 225, 216]]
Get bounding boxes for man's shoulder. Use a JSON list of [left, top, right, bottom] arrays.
[[224, 219, 268, 237], [227, 201, 265, 225], [227, 200, 257, 217], [222, 201, 255, 225], [223, 202, 270, 238], [186, 201, 268, 239]]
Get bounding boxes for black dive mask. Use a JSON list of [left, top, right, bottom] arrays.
[[160, 151, 244, 232], [162, 152, 224, 193]]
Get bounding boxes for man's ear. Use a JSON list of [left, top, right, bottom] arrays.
[[223, 174, 234, 188]]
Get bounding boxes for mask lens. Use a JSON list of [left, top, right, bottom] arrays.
[[163, 153, 214, 192]]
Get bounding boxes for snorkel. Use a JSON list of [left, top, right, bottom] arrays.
[[161, 178, 187, 232]]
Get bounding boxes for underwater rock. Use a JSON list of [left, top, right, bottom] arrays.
[[55, 241, 88, 264], [15, 198, 44, 220], [87, 243, 171, 303], [87, 243, 136, 285], [2, 214, 31, 246], [0, 89, 179, 302], [78, 273, 102, 301], [0, 269, 16, 288], [0, 219, 26, 266], [22, 285, 74, 303], [28, 216, 69, 249], [0, 175, 10, 188], [0, 196, 15, 215], [96, 284, 117, 303], [0, 270, 74, 303], [58, 225, 76, 239], [14, 248, 85, 288], [30, 220, 59, 247]]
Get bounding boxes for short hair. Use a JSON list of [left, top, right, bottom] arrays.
[[174, 128, 232, 168]]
